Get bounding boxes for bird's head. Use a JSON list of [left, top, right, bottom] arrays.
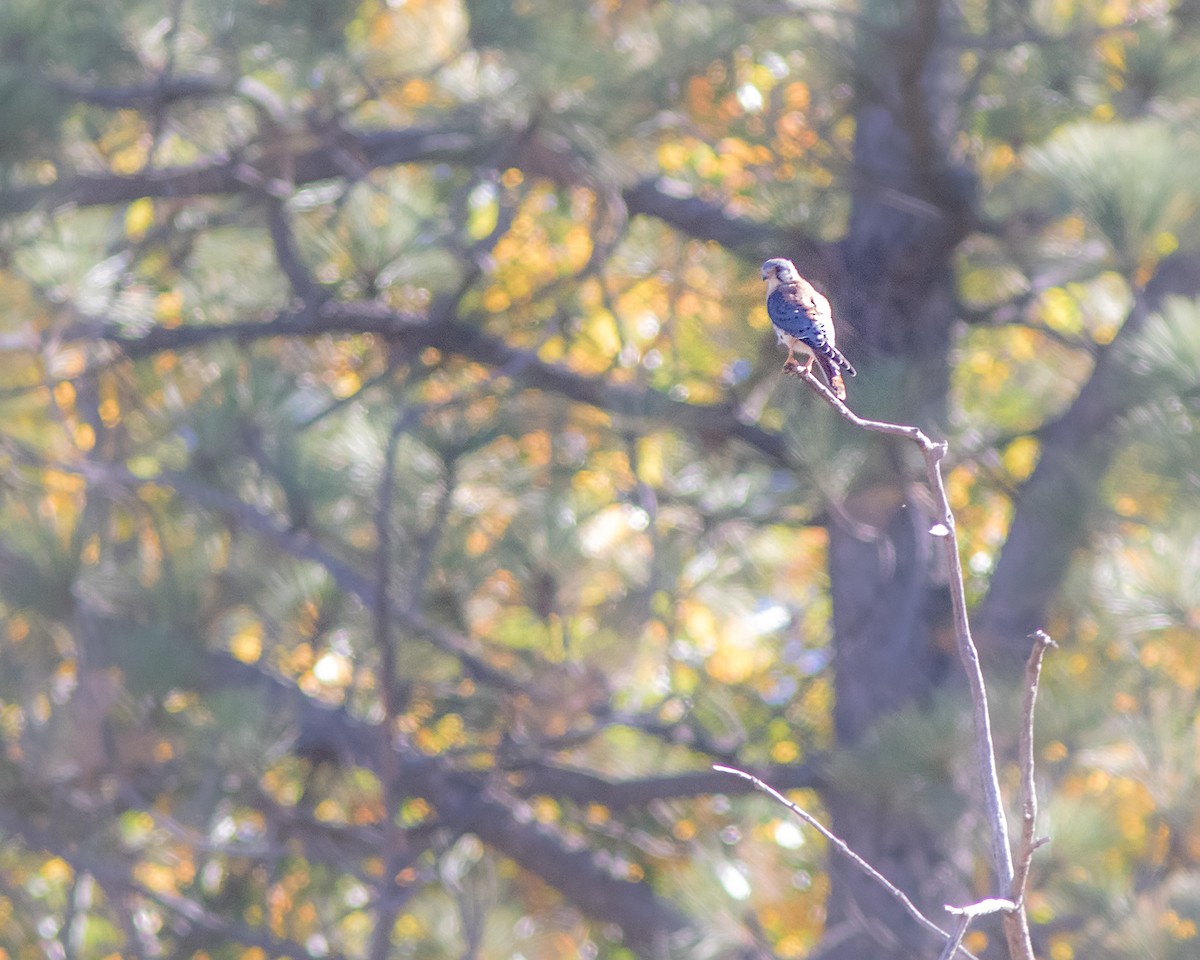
[[761, 257, 799, 295]]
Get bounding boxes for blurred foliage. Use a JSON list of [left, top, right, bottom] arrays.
[[0, 0, 1196, 958]]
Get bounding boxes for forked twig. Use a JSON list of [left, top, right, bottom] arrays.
[[777, 365, 1047, 960]]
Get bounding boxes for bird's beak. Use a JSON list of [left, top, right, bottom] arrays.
[[760, 269, 770, 281]]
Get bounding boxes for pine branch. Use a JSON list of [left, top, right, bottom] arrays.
[[974, 253, 1200, 660], [0, 124, 827, 272], [68, 456, 524, 692], [197, 654, 700, 958], [0, 809, 355, 960], [90, 301, 792, 466], [0, 124, 501, 217]]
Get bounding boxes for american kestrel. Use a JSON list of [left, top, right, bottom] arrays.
[[761, 258, 856, 400]]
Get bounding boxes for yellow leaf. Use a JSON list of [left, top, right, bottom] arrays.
[[771, 740, 799, 763], [331, 370, 361, 398], [562, 224, 592, 269], [125, 198, 154, 240], [401, 797, 431, 825], [314, 799, 341, 823], [98, 396, 120, 428], [230, 622, 263, 664], [1008, 326, 1036, 360], [578, 310, 621, 361], [134, 861, 178, 895], [531, 796, 560, 823], [707, 644, 761, 684], [1042, 740, 1068, 762], [585, 803, 609, 825], [657, 141, 689, 172], [155, 290, 184, 327], [53, 380, 76, 410], [74, 423, 95, 451], [1049, 935, 1075, 959], [399, 77, 431, 107], [111, 144, 148, 175], [637, 436, 663, 486], [481, 286, 510, 312], [1040, 287, 1081, 335], [1002, 436, 1040, 481], [43, 469, 86, 495], [672, 819, 697, 841], [40, 858, 74, 885], [783, 81, 810, 110], [312, 650, 351, 686], [1153, 231, 1179, 256], [946, 465, 974, 510]]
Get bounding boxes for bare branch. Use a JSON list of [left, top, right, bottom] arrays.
[[713, 764, 979, 960], [780, 363, 938, 448], [513, 760, 823, 810], [622, 178, 815, 263], [781, 365, 1037, 960], [936, 899, 1021, 960], [50, 74, 231, 108], [936, 916, 972, 960]]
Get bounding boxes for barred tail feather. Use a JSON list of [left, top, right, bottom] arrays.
[[829, 344, 855, 377], [817, 353, 848, 400]]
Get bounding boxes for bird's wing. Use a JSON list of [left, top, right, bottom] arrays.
[[767, 284, 831, 346]]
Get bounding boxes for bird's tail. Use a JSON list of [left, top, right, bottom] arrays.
[[816, 344, 854, 400], [828, 344, 855, 378]]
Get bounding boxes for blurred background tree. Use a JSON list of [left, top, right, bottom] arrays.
[[0, 0, 1198, 957]]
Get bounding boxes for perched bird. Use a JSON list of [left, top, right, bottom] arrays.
[[761, 257, 856, 400]]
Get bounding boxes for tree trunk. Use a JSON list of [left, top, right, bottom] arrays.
[[814, 2, 980, 954]]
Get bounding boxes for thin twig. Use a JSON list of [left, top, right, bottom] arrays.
[[785, 366, 1012, 870], [1013, 631, 1056, 899], [937, 915, 971, 960], [713, 764, 980, 960]]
